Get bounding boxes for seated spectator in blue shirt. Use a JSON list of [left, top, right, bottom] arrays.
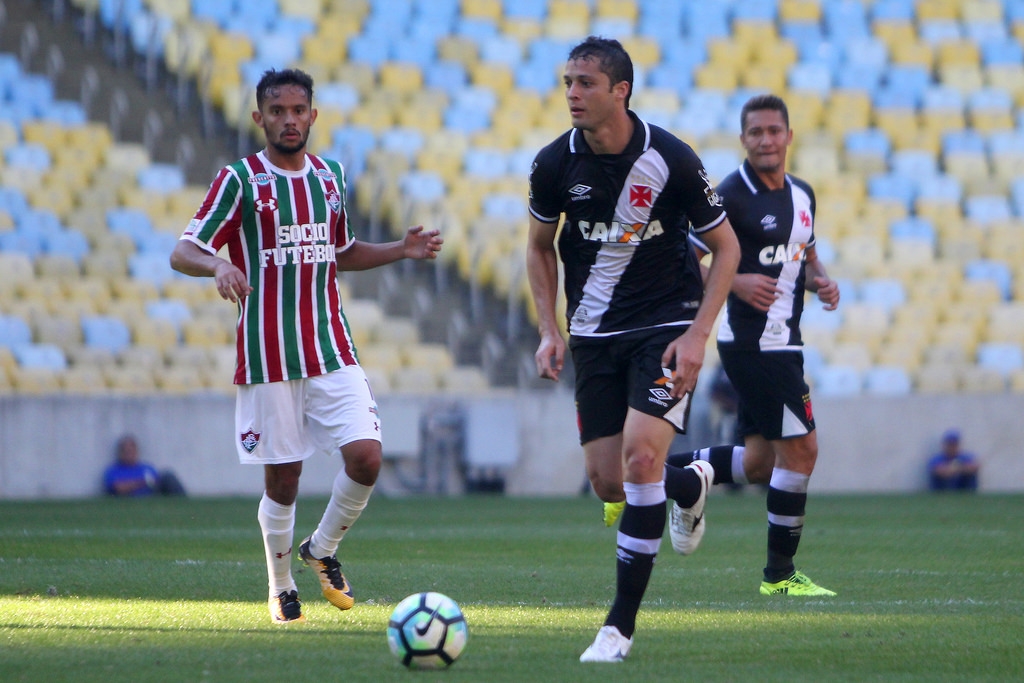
[[103, 435, 185, 497], [928, 429, 980, 492]]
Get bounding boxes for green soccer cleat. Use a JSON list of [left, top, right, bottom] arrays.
[[602, 501, 625, 527], [299, 536, 355, 610], [759, 570, 837, 597]]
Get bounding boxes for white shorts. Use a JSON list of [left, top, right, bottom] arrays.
[[234, 365, 382, 465]]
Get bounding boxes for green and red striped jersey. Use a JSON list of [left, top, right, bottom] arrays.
[[181, 151, 359, 384]]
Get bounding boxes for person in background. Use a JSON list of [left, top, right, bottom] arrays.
[[103, 434, 185, 497], [928, 429, 980, 492]]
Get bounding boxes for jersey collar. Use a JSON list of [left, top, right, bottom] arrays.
[[739, 158, 791, 195], [568, 110, 651, 155]]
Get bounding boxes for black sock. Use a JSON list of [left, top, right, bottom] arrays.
[[666, 445, 739, 485], [605, 487, 665, 639], [764, 474, 807, 582], [663, 463, 700, 507]]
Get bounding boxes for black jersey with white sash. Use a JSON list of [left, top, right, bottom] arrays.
[[692, 159, 816, 351], [529, 112, 726, 337]]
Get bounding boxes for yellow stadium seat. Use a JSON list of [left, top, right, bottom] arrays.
[[890, 38, 934, 69], [792, 146, 840, 184], [693, 63, 738, 92], [740, 64, 788, 92], [707, 38, 750, 71], [34, 254, 81, 283], [182, 317, 231, 348], [872, 19, 917, 52], [961, 0, 1003, 22], [132, 318, 179, 353], [914, 363, 960, 394], [985, 66, 1024, 105], [380, 62, 424, 94], [441, 365, 490, 393], [959, 367, 1007, 393], [619, 36, 659, 68], [875, 344, 923, 372], [389, 365, 440, 393], [10, 367, 62, 395], [155, 365, 207, 394], [104, 365, 158, 394], [939, 65, 985, 95], [972, 109, 1016, 136], [61, 366, 108, 394], [596, 0, 638, 20], [780, 0, 821, 22], [462, 0, 502, 20], [437, 36, 479, 68], [937, 41, 980, 69], [916, 0, 958, 21], [279, 0, 324, 19]]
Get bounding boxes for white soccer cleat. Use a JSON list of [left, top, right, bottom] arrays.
[[579, 625, 633, 663], [669, 460, 714, 555]]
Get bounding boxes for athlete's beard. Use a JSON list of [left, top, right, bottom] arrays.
[[269, 136, 307, 155]]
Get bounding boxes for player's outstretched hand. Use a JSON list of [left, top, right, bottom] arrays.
[[403, 225, 443, 260]]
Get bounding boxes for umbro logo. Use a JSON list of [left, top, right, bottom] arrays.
[[761, 214, 778, 230], [568, 184, 592, 201]]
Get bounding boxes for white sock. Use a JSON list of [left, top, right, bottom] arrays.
[[257, 494, 297, 597], [308, 470, 374, 559], [732, 446, 749, 485]]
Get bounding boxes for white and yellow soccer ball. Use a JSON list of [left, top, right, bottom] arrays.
[[387, 591, 468, 669]]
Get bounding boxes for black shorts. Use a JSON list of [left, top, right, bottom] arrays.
[[718, 346, 815, 441], [571, 327, 694, 445]]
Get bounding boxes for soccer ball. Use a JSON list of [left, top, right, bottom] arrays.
[[387, 592, 468, 669]]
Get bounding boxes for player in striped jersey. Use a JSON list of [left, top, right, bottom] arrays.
[[677, 94, 840, 597], [171, 69, 442, 623], [527, 37, 739, 662]]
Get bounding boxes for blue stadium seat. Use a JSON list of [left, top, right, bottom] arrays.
[[683, 3, 730, 42], [107, 207, 153, 242], [129, 11, 173, 56], [824, 0, 870, 40], [134, 232, 179, 256], [867, 172, 916, 209], [44, 101, 88, 126], [942, 129, 986, 154], [965, 196, 1013, 225], [870, 0, 915, 21], [316, 83, 360, 112], [503, 0, 547, 20], [12, 343, 67, 371], [99, 0, 144, 31], [4, 143, 50, 172], [381, 127, 425, 162], [834, 63, 883, 93], [977, 343, 1024, 376], [915, 174, 962, 203], [482, 193, 527, 220], [190, 0, 235, 28], [891, 149, 939, 179], [981, 40, 1023, 67], [591, 18, 635, 40], [481, 36, 523, 67], [814, 365, 863, 397], [0, 230, 45, 259], [646, 64, 693, 97], [455, 17, 499, 46], [884, 65, 931, 101], [370, 0, 414, 22], [463, 148, 509, 179], [0, 187, 29, 221], [0, 314, 32, 348], [918, 19, 961, 45], [843, 37, 888, 71], [145, 299, 192, 332], [401, 172, 446, 203], [845, 128, 891, 157], [425, 60, 468, 98], [81, 315, 132, 355], [788, 62, 833, 96], [414, 0, 459, 22], [43, 229, 91, 263], [347, 35, 391, 68], [858, 278, 907, 313], [444, 106, 491, 135], [392, 37, 438, 66], [863, 366, 912, 395], [130, 253, 179, 288], [965, 259, 1013, 300], [330, 126, 376, 178], [137, 163, 186, 193]]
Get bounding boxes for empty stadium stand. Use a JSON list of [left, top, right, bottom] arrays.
[[1, 0, 1024, 398]]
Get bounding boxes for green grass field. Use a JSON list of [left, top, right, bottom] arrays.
[[1, 492, 1022, 682]]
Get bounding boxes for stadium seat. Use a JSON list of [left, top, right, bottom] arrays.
[[863, 365, 913, 395], [814, 365, 862, 397]]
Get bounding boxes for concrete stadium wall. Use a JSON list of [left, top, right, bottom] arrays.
[[1, 390, 1022, 500]]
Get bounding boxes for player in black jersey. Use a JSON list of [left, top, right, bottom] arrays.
[[526, 37, 739, 662], [677, 94, 840, 597]]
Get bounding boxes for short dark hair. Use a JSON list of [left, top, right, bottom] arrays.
[[255, 68, 314, 110], [568, 36, 634, 108], [740, 94, 789, 133]]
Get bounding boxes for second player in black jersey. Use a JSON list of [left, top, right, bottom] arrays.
[[674, 94, 841, 599]]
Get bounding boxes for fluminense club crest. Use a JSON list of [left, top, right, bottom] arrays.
[[326, 190, 341, 212], [240, 428, 261, 453]]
